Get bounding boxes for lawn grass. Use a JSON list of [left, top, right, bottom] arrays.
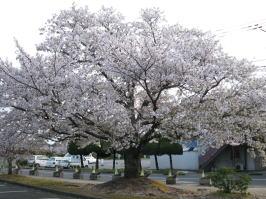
[[0, 174, 88, 196], [0, 174, 174, 199]]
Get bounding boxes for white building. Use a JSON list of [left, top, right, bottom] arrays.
[[150, 141, 263, 171]]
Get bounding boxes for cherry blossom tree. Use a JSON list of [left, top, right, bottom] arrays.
[[1, 6, 265, 178], [0, 109, 41, 174]]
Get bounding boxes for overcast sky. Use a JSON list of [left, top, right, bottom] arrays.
[[1, 0, 266, 67]]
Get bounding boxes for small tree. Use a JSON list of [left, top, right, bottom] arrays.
[[142, 142, 160, 170], [67, 141, 84, 168], [159, 139, 183, 173], [83, 143, 110, 170], [95, 141, 118, 171]]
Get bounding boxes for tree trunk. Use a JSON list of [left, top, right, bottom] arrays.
[[96, 154, 99, 170], [124, 148, 141, 178], [169, 154, 173, 173], [80, 154, 84, 168], [154, 154, 159, 170], [7, 158, 12, 175], [112, 151, 116, 170]]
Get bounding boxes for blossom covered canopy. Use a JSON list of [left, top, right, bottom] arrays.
[[0, 6, 265, 152]]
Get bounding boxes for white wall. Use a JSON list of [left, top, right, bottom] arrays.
[[150, 151, 199, 170]]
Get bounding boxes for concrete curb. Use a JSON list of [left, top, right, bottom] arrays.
[[0, 178, 100, 199]]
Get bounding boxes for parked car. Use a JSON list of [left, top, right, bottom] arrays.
[[46, 157, 70, 168], [84, 154, 96, 164], [28, 155, 49, 167], [64, 153, 96, 167], [56, 159, 70, 168], [46, 157, 56, 168], [64, 154, 80, 167]]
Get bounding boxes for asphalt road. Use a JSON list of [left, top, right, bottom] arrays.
[[0, 182, 79, 199]]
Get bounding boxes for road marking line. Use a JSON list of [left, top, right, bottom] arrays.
[[0, 190, 27, 194], [0, 185, 5, 187]]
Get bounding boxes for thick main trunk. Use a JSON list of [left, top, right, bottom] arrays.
[[7, 158, 12, 175], [154, 155, 159, 170], [124, 148, 141, 178]]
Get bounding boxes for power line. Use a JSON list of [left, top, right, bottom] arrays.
[[205, 19, 266, 66], [251, 58, 266, 63], [212, 18, 266, 37], [214, 18, 266, 32]]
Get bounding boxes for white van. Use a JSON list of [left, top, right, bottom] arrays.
[[64, 153, 96, 167], [46, 157, 70, 168], [28, 155, 49, 167]]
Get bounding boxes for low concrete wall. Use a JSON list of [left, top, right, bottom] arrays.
[[150, 151, 199, 170]]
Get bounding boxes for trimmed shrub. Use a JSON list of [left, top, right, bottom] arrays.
[[208, 167, 251, 193], [235, 175, 252, 193]]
